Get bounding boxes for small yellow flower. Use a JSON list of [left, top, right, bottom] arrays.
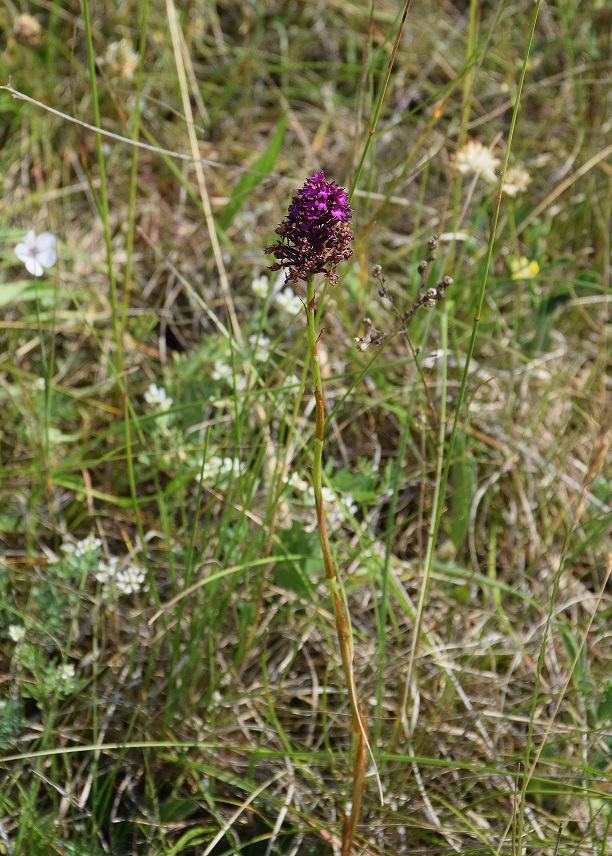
[[509, 256, 540, 280]]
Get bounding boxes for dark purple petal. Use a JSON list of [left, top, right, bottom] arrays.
[[265, 171, 354, 284]]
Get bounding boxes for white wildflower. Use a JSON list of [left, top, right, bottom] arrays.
[[62, 534, 102, 559], [56, 663, 76, 684], [274, 287, 303, 316], [115, 565, 146, 595], [287, 472, 309, 492], [322, 486, 358, 517], [251, 275, 270, 299], [198, 455, 224, 481], [14, 13, 42, 46], [283, 374, 301, 396], [8, 625, 26, 643], [303, 485, 357, 533], [95, 557, 146, 596], [144, 383, 173, 411], [211, 362, 232, 383], [249, 333, 271, 361], [15, 230, 57, 276], [219, 457, 245, 478], [101, 37, 139, 79], [73, 535, 102, 558], [95, 556, 120, 585], [211, 360, 247, 391], [198, 455, 245, 482], [502, 165, 532, 197], [33, 377, 46, 391], [451, 139, 501, 184]]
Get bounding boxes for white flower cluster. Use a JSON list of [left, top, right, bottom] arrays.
[[14, 13, 42, 46], [452, 139, 500, 184], [56, 663, 76, 686], [251, 275, 270, 299], [282, 374, 302, 397], [451, 141, 532, 197], [144, 383, 173, 411], [287, 473, 308, 492], [8, 625, 26, 643], [502, 165, 532, 197], [211, 360, 247, 391], [274, 287, 303, 316], [248, 333, 271, 361], [251, 274, 303, 317], [308, 486, 358, 533], [62, 534, 102, 558], [198, 456, 246, 483], [100, 37, 139, 79], [95, 557, 146, 596]]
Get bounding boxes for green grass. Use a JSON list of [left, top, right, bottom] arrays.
[[0, 0, 610, 854]]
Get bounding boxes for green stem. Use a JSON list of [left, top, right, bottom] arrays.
[[399, 308, 448, 734], [349, 0, 414, 202], [305, 278, 334, 583], [121, 0, 149, 338], [82, 0, 122, 383], [305, 276, 370, 855]]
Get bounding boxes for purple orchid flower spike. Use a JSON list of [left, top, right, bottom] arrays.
[[265, 171, 354, 285]]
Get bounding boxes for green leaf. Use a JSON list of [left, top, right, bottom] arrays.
[[449, 430, 475, 550], [274, 522, 319, 597], [538, 284, 573, 316], [0, 281, 56, 306], [165, 829, 211, 854], [558, 623, 588, 686], [218, 115, 287, 231], [0, 514, 26, 533], [332, 463, 377, 502], [558, 623, 578, 660], [525, 280, 597, 354], [597, 682, 612, 723], [158, 798, 200, 823]]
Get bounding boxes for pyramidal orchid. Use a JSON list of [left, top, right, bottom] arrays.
[[266, 172, 372, 855], [265, 170, 354, 285]]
